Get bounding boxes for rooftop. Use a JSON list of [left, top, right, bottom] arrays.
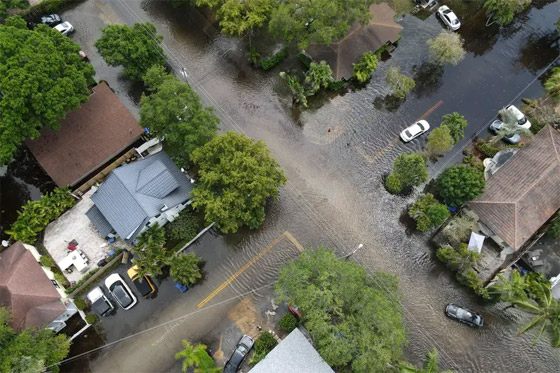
[[249, 328, 334, 373], [0, 242, 66, 331], [306, 3, 403, 80], [469, 126, 560, 251], [26, 82, 144, 187]]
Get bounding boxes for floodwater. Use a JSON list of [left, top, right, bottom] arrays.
[[54, 0, 560, 371]]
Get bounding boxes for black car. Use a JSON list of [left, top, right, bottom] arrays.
[[40, 14, 62, 27], [224, 335, 254, 373], [445, 303, 484, 327], [86, 287, 114, 317]]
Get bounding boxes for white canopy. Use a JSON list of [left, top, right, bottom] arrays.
[[468, 232, 485, 253]]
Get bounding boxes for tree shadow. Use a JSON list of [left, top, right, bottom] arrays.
[[373, 94, 405, 112], [411, 62, 444, 99]]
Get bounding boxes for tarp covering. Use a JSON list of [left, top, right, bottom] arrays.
[[468, 232, 485, 253]]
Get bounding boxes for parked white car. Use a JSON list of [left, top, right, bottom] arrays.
[[105, 273, 137, 310], [504, 104, 531, 129], [86, 287, 114, 317], [54, 21, 74, 36], [400, 120, 430, 142], [436, 6, 461, 31]]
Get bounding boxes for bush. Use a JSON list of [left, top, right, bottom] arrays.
[[385, 173, 402, 194], [463, 154, 485, 174], [165, 209, 203, 242], [457, 270, 489, 298], [437, 165, 485, 207], [278, 313, 297, 333], [352, 52, 379, 83], [73, 298, 87, 311], [85, 314, 97, 325], [327, 80, 346, 92], [6, 187, 75, 244], [408, 194, 450, 232], [53, 272, 70, 288], [548, 220, 560, 238], [475, 142, 499, 158], [250, 332, 277, 364], [443, 214, 479, 245], [297, 53, 312, 69], [39, 255, 55, 268], [259, 48, 288, 70]]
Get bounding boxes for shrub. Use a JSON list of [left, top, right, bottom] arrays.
[[250, 332, 277, 364], [457, 270, 489, 298], [352, 52, 379, 83], [443, 214, 479, 245], [548, 220, 560, 238], [385, 173, 402, 194], [437, 165, 485, 207], [463, 154, 485, 174], [425, 126, 454, 158], [85, 314, 97, 324], [278, 313, 297, 333], [53, 272, 70, 288], [165, 209, 203, 242], [475, 142, 499, 158], [408, 194, 450, 232], [327, 80, 346, 92], [39, 255, 55, 268], [392, 153, 429, 189], [73, 298, 87, 311], [436, 243, 480, 273], [259, 48, 288, 70], [297, 53, 312, 69], [6, 187, 75, 244]]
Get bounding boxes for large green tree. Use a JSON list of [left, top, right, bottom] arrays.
[[133, 224, 171, 277], [386, 153, 429, 194], [409, 194, 450, 232], [437, 165, 485, 207], [0, 17, 95, 165], [425, 126, 454, 158], [386, 66, 416, 99], [483, 0, 532, 25], [95, 23, 166, 80], [440, 113, 467, 144], [201, 0, 275, 36], [0, 308, 70, 373], [276, 248, 407, 371], [427, 31, 466, 66], [305, 60, 334, 94], [268, 0, 374, 50], [168, 253, 202, 286], [191, 131, 287, 233], [353, 51, 379, 83], [139, 66, 219, 165]]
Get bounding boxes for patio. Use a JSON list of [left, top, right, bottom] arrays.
[[43, 189, 130, 284]]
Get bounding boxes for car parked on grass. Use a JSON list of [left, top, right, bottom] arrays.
[[105, 273, 137, 310], [445, 303, 484, 327], [436, 6, 461, 31], [224, 335, 254, 373], [489, 119, 521, 144], [40, 14, 62, 27], [400, 120, 430, 142], [54, 21, 74, 36], [86, 287, 114, 317], [504, 104, 531, 129], [127, 265, 155, 299]]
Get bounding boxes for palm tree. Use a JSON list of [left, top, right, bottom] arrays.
[[512, 282, 560, 347], [544, 67, 560, 98], [489, 108, 532, 144], [174, 340, 221, 373], [136, 223, 166, 248], [168, 253, 202, 286], [397, 348, 454, 373], [487, 271, 528, 303]]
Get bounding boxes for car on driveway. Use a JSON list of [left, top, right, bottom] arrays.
[[504, 104, 531, 129], [400, 120, 430, 142], [105, 273, 137, 310], [224, 335, 254, 373], [54, 21, 74, 36], [445, 303, 483, 327], [86, 287, 114, 317], [40, 14, 62, 27], [127, 265, 155, 299], [436, 6, 461, 31], [489, 119, 521, 144]]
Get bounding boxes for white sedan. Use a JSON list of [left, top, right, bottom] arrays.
[[105, 273, 137, 310], [504, 104, 531, 129], [400, 120, 430, 142], [436, 6, 461, 31], [54, 21, 74, 36]]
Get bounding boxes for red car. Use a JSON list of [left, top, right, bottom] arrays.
[[288, 304, 302, 319]]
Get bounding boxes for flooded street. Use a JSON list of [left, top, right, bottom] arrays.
[[54, 0, 560, 371]]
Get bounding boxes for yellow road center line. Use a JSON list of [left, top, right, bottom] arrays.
[[283, 231, 304, 252], [417, 100, 443, 121], [369, 137, 399, 163]]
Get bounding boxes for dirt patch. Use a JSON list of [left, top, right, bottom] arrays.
[[227, 297, 261, 338]]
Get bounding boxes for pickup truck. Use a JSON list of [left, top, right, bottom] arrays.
[[127, 265, 156, 298]]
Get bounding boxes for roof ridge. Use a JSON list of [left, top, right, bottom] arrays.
[[513, 202, 518, 250], [111, 171, 149, 221], [549, 126, 560, 164], [468, 200, 516, 205]]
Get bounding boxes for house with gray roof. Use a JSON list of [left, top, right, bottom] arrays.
[[250, 328, 334, 373], [86, 151, 193, 243]]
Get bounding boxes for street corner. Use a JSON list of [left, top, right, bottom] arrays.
[[303, 119, 346, 145]]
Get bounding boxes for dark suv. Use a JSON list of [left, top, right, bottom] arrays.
[[224, 335, 254, 373]]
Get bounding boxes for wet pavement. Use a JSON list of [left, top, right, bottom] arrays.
[[47, 0, 560, 371]]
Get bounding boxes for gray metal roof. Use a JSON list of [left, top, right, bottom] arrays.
[[249, 328, 334, 373], [88, 151, 192, 241], [85, 205, 114, 238]]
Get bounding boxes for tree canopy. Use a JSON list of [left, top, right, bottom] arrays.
[[95, 23, 166, 80], [210, 0, 275, 36], [425, 126, 454, 158], [0, 308, 70, 373], [386, 66, 416, 99], [168, 253, 202, 286], [388, 153, 429, 193], [276, 248, 407, 371], [437, 165, 485, 207], [427, 31, 466, 66], [268, 0, 374, 50], [409, 194, 450, 232], [305, 61, 334, 93], [191, 131, 287, 233], [352, 51, 379, 83], [175, 339, 220, 373], [0, 18, 96, 165], [544, 67, 560, 98], [139, 65, 220, 165], [440, 113, 467, 144], [483, 0, 532, 25], [0, 0, 28, 18]]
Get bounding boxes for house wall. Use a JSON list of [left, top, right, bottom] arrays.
[[138, 199, 193, 236]]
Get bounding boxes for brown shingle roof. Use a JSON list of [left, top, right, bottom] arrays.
[[306, 3, 403, 80], [0, 242, 66, 331], [26, 82, 144, 187], [469, 126, 560, 251]]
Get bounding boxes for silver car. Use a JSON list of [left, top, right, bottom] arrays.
[[489, 119, 521, 144], [436, 6, 461, 31]]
